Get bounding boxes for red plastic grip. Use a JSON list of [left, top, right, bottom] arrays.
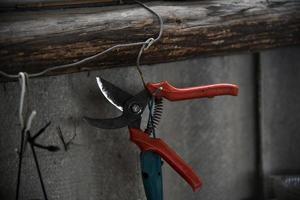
[[146, 81, 239, 101], [129, 128, 202, 191]]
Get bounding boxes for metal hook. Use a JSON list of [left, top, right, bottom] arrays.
[[144, 38, 155, 50], [136, 38, 156, 88]]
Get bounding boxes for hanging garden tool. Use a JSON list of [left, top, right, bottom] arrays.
[[84, 77, 239, 200]]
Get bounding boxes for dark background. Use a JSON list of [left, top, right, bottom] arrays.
[[0, 46, 299, 199]]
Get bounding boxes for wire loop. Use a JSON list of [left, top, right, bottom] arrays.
[[144, 38, 155, 50], [0, 1, 163, 80]]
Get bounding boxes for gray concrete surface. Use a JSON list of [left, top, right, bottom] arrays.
[[0, 54, 257, 199], [260, 46, 300, 198]]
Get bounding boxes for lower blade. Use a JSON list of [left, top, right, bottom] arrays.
[[84, 115, 129, 129]]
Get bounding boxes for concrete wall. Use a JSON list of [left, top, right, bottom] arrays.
[[1, 46, 300, 200], [261, 46, 300, 198], [0, 53, 257, 200]]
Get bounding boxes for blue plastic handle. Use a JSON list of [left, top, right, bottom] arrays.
[[140, 151, 163, 200]]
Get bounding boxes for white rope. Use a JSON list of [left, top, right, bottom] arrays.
[[18, 72, 37, 132], [18, 73, 26, 130], [25, 111, 37, 133]]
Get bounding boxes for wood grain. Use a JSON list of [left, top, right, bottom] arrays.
[[0, 0, 130, 10], [0, 0, 299, 78]]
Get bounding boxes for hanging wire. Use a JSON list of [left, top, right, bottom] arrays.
[[1, 1, 164, 137], [16, 73, 27, 200], [24, 111, 37, 133], [16, 72, 37, 200], [27, 130, 49, 200], [0, 1, 163, 80], [15, 130, 25, 200], [4, 3, 163, 196], [16, 72, 49, 200], [18, 73, 26, 129], [1, 2, 163, 197], [131, 2, 164, 137], [136, 38, 153, 88], [135, 0, 164, 87], [17, 72, 37, 149]]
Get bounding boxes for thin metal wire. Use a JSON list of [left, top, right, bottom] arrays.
[[15, 128, 25, 200], [8, 2, 163, 196], [136, 39, 151, 88], [16, 72, 27, 200], [135, 0, 164, 87], [18, 72, 37, 145], [25, 111, 37, 133], [27, 131, 49, 200], [136, 0, 163, 45], [18, 73, 26, 129], [0, 1, 163, 80], [16, 72, 45, 200]]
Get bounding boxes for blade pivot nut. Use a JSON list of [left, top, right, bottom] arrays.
[[130, 103, 142, 114]]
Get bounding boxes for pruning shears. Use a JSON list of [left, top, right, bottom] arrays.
[[84, 77, 239, 200]]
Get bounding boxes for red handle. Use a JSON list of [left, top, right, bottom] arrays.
[[129, 128, 202, 191], [146, 81, 239, 101]]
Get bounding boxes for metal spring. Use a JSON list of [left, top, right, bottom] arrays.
[[145, 98, 163, 134]]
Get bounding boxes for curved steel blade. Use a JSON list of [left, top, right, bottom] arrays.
[[84, 115, 132, 129], [96, 77, 133, 111]]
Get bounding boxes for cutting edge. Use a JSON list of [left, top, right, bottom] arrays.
[[96, 77, 124, 111]]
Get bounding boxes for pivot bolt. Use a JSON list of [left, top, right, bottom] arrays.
[[131, 104, 141, 114]]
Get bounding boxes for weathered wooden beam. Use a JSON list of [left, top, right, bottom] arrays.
[[0, 0, 299, 78], [0, 0, 133, 11]]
